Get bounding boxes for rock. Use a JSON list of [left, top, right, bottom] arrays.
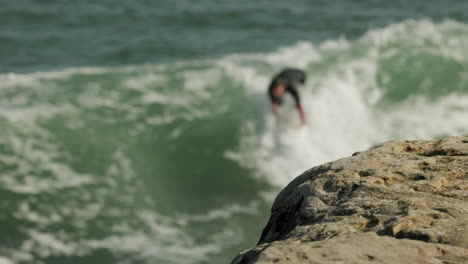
[[232, 135, 468, 264], [232, 233, 468, 264]]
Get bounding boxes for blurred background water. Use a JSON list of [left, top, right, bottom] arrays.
[[1, 1, 468, 263]]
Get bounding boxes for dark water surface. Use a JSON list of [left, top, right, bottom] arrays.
[[2, 0, 468, 72]]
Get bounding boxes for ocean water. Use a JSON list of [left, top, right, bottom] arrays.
[[1, 1, 468, 264]]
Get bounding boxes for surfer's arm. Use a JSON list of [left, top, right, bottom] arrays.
[[296, 103, 306, 125], [289, 87, 306, 125], [271, 102, 279, 114]]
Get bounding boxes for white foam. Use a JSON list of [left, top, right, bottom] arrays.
[[183, 68, 223, 91], [122, 73, 168, 91], [175, 201, 260, 226], [223, 19, 468, 187], [141, 91, 190, 105], [378, 94, 468, 139], [361, 18, 468, 62], [0, 257, 14, 264], [0, 130, 94, 194], [3, 143, 253, 264], [25, 231, 75, 257], [263, 41, 321, 68], [81, 209, 241, 264]]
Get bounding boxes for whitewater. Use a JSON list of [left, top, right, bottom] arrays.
[[0, 19, 467, 264]]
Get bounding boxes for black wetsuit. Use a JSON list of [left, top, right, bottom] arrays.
[[268, 68, 306, 105]]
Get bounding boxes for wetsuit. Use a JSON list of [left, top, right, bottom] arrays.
[[268, 68, 307, 124], [268, 68, 306, 106]]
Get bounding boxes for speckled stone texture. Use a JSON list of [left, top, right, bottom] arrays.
[[233, 135, 468, 264]]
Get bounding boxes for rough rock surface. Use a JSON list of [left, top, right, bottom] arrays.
[[232, 135, 468, 264]]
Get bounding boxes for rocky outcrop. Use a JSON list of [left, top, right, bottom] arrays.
[[233, 135, 468, 264]]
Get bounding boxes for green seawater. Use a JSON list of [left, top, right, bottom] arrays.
[[1, 1, 468, 264]]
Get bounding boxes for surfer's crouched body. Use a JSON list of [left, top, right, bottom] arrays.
[[268, 68, 307, 125]]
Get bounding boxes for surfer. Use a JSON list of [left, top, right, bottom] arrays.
[[268, 68, 307, 125]]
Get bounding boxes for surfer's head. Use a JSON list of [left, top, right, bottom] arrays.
[[273, 79, 287, 97]]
